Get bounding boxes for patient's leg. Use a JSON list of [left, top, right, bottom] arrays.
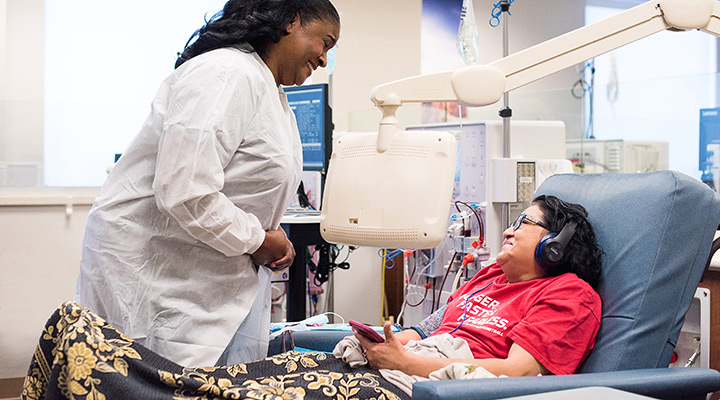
[[22, 302, 408, 400]]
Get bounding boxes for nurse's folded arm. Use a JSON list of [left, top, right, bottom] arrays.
[[250, 228, 295, 270]]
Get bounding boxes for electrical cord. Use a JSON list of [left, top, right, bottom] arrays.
[[307, 244, 355, 286], [398, 240, 453, 321], [406, 280, 433, 308], [451, 262, 467, 292], [396, 250, 415, 325], [397, 250, 438, 322], [454, 201, 485, 246], [433, 252, 458, 313], [570, 60, 596, 139], [296, 181, 315, 210], [400, 204, 483, 316], [431, 277, 437, 312], [448, 282, 493, 334]]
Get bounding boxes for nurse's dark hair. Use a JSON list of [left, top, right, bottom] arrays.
[[532, 195, 604, 289], [175, 0, 339, 68]]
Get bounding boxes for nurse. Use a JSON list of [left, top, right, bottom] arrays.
[[75, 0, 340, 367]]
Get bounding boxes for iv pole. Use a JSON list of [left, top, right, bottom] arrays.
[[499, 0, 512, 230], [500, 0, 512, 159]]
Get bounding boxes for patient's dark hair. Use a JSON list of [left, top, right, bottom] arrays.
[[532, 195, 603, 289], [175, 0, 340, 68]]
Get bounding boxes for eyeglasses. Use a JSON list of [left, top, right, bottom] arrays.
[[509, 213, 550, 231]]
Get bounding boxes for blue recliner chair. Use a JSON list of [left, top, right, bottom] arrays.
[[270, 171, 720, 400]]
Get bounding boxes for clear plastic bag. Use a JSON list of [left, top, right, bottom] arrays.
[[457, 0, 480, 65]]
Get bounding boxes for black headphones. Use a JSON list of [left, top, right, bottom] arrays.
[[535, 221, 577, 270]]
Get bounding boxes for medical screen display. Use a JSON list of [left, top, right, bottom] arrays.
[[700, 108, 720, 170], [284, 84, 332, 172]]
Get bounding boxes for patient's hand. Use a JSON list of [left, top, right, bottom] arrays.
[[355, 322, 410, 371]]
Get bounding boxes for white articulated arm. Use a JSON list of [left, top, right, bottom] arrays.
[[371, 73, 458, 152], [370, 0, 720, 144], [702, 0, 720, 36], [481, 1, 666, 99]]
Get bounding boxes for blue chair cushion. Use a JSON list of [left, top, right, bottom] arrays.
[[535, 171, 720, 372]]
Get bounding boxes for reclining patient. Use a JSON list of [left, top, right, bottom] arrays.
[[336, 194, 603, 395], [22, 195, 602, 400]]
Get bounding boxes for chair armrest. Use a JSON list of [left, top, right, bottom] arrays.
[[411, 368, 720, 400], [266, 332, 720, 400], [267, 330, 351, 356]]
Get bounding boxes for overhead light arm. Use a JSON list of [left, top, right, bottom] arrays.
[[370, 0, 720, 151], [702, 1, 720, 35]]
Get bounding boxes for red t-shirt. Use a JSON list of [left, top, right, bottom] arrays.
[[432, 263, 601, 375]]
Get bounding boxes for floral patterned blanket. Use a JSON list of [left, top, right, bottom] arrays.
[[21, 302, 408, 400]]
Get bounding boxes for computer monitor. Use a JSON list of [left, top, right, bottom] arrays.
[[284, 83, 333, 173]]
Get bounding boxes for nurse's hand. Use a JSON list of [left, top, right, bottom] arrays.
[[251, 228, 295, 271]]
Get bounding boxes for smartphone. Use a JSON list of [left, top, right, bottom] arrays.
[[349, 320, 385, 343]]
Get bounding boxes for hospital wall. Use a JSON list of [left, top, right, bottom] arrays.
[[0, 189, 98, 388], [0, 0, 585, 386]]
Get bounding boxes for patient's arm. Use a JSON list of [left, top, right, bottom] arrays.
[[400, 341, 550, 378], [412, 304, 446, 338], [393, 329, 422, 345], [357, 322, 550, 378]]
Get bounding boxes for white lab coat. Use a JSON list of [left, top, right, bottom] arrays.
[[76, 48, 302, 367]]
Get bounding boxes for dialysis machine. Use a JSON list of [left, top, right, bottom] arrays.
[[320, 0, 719, 360], [566, 139, 669, 174], [400, 120, 573, 326]]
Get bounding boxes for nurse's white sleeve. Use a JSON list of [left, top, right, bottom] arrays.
[[153, 57, 266, 257]]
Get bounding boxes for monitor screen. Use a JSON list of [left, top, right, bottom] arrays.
[[284, 83, 333, 172]]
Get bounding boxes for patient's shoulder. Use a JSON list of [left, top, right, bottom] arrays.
[[548, 273, 602, 310]]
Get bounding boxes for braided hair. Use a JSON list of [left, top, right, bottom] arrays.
[[175, 0, 339, 68], [532, 195, 604, 289]]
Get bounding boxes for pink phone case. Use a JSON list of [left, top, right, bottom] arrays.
[[349, 320, 385, 343]]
